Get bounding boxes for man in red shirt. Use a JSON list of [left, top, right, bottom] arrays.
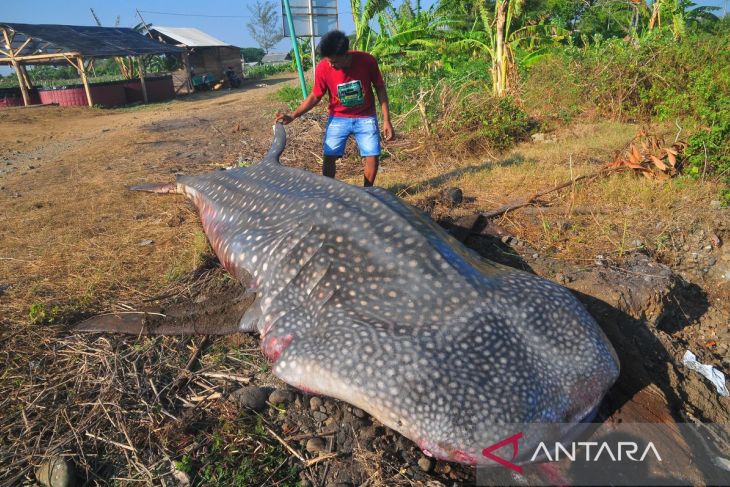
[[276, 30, 394, 187]]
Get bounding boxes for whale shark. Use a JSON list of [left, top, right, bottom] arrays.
[[77, 123, 619, 466]]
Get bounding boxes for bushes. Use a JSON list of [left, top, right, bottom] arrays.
[[384, 60, 532, 151], [245, 63, 294, 79], [523, 31, 729, 124], [521, 53, 586, 123], [521, 29, 729, 200], [273, 84, 311, 110], [440, 93, 532, 152]]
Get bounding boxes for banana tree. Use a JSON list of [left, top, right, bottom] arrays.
[[350, 0, 392, 51], [371, 3, 447, 72], [452, 0, 566, 97], [648, 0, 719, 39]]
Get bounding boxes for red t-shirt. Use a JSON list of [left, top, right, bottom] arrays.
[[313, 51, 385, 118]]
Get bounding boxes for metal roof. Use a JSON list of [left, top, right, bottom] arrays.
[[0, 23, 184, 59], [147, 26, 233, 48], [261, 52, 291, 63]]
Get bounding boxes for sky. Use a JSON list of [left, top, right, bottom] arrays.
[[3, 0, 722, 50], [1, 0, 727, 75], [1, 0, 366, 52]]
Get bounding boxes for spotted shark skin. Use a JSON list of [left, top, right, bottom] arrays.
[[139, 124, 619, 466]]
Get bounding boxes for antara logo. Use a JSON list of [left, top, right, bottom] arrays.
[[481, 432, 524, 473], [481, 431, 663, 473], [530, 441, 663, 463]]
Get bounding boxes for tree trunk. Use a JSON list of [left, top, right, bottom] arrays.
[[649, 0, 661, 30], [493, 0, 507, 97]]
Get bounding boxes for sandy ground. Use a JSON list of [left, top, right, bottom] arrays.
[[1, 74, 730, 486]]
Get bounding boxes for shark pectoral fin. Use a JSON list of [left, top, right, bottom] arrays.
[[238, 292, 262, 333], [73, 311, 166, 334], [129, 182, 181, 194]]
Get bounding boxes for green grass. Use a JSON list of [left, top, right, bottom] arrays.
[[180, 416, 299, 486]]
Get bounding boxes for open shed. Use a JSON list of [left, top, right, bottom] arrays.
[[145, 26, 242, 92], [0, 23, 185, 107]]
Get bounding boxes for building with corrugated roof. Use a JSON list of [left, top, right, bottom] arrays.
[[145, 26, 242, 92]]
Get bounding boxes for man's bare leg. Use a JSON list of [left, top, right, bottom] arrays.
[[363, 156, 379, 187], [323, 155, 338, 179]]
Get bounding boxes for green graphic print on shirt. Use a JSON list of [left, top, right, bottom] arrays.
[[336, 80, 364, 107]]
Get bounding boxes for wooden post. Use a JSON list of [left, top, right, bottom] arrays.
[[136, 56, 148, 103], [76, 56, 94, 107], [18, 64, 32, 91], [3, 27, 29, 106], [11, 60, 30, 106], [181, 51, 193, 93]]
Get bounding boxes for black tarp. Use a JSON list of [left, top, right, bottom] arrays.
[[0, 23, 184, 59]]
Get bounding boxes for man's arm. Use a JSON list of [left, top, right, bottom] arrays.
[[276, 92, 322, 124], [374, 84, 394, 141]]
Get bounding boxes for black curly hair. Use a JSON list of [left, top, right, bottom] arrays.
[[319, 30, 349, 57]]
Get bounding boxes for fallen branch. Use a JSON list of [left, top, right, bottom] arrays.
[[265, 426, 305, 462], [481, 167, 625, 220]]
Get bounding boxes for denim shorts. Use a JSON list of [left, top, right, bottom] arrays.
[[323, 115, 381, 157]]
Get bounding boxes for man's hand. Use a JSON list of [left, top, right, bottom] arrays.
[[382, 120, 394, 141], [276, 112, 295, 125]]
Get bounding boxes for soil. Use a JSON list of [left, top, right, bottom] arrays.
[[1, 74, 729, 486]]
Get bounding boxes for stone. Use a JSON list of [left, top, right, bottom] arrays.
[[269, 389, 295, 405], [418, 456, 434, 472], [36, 457, 76, 487], [710, 200, 723, 210], [306, 437, 328, 453], [441, 187, 463, 207], [230, 386, 268, 411], [309, 396, 323, 411], [352, 407, 366, 419], [312, 411, 328, 422]]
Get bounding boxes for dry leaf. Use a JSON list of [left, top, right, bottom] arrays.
[[666, 150, 677, 167], [650, 156, 668, 171]]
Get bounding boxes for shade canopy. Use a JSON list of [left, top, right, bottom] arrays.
[[0, 23, 184, 63]]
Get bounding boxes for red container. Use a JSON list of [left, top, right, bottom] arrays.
[[145, 76, 175, 102], [0, 88, 41, 107], [90, 82, 126, 106], [38, 86, 88, 106], [4, 75, 175, 108], [124, 76, 175, 103]]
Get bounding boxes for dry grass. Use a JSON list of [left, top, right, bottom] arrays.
[[371, 121, 720, 266], [0, 81, 726, 485]]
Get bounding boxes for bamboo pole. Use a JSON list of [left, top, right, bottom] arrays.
[[18, 64, 32, 91], [76, 56, 94, 107], [11, 59, 30, 106], [0, 52, 82, 63], [136, 56, 148, 103], [14, 36, 32, 56], [1, 27, 14, 50], [3, 27, 29, 106]]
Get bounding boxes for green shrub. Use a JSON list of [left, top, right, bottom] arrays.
[[244, 63, 294, 80], [522, 53, 585, 123], [685, 121, 730, 178], [273, 84, 311, 110], [445, 94, 532, 152]]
